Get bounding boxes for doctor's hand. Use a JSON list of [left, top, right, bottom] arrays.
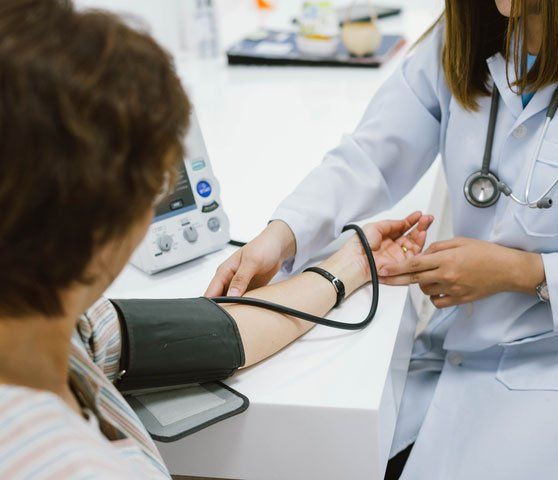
[[378, 237, 545, 308], [205, 220, 297, 297]]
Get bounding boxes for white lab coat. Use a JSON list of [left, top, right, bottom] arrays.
[[272, 23, 558, 479]]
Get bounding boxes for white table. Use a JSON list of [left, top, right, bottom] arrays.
[[107, 1, 444, 478]]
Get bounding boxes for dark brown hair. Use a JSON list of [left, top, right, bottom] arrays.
[[0, 0, 191, 317], [436, 0, 558, 110]]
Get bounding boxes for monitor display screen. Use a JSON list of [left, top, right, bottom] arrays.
[[154, 162, 197, 222]]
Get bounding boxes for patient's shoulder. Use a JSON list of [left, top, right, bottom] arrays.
[[0, 385, 136, 479]]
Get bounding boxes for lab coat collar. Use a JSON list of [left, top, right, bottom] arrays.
[[517, 81, 558, 125], [486, 53, 523, 118], [487, 53, 558, 125]]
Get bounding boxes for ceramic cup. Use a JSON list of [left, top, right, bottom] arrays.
[[341, 20, 382, 57]]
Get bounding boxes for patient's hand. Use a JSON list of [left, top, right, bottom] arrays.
[[318, 211, 433, 294]]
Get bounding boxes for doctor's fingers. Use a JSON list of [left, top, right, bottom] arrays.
[[378, 253, 440, 277], [226, 255, 263, 297], [419, 283, 446, 296], [430, 294, 461, 309], [425, 237, 467, 254], [379, 269, 439, 286], [205, 251, 242, 297]]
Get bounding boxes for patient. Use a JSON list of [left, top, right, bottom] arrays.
[[0, 1, 433, 478]]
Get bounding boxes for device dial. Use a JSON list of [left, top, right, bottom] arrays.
[[157, 234, 173, 252], [183, 224, 199, 243]]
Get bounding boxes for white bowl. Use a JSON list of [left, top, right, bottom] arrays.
[[295, 35, 339, 57]]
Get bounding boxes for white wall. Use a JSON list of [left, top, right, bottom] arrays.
[[73, 0, 187, 53]]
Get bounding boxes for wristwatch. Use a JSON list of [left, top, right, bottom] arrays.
[[536, 280, 550, 302], [303, 266, 346, 308]]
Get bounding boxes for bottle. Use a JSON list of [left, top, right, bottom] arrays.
[[194, 0, 219, 58]]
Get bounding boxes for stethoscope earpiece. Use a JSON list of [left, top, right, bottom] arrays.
[[537, 197, 553, 209]]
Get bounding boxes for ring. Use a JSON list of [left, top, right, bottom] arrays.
[[401, 245, 408, 253]]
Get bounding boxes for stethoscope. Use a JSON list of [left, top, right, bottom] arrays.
[[464, 84, 558, 209]]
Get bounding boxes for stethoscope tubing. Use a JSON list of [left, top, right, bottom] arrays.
[[520, 117, 553, 206]]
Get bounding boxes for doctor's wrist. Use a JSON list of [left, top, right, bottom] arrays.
[[507, 250, 545, 295], [267, 220, 296, 260]]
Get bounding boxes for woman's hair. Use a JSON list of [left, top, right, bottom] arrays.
[[435, 0, 558, 110], [0, 0, 191, 317]]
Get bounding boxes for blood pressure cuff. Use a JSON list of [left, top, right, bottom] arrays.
[[111, 297, 245, 395]]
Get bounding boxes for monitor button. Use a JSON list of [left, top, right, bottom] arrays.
[[169, 199, 184, 210], [207, 217, 221, 232], [196, 180, 212, 198], [191, 159, 206, 171], [202, 201, 219, 213]]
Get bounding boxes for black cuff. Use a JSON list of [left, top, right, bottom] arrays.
[[110, 297, 245, 394]]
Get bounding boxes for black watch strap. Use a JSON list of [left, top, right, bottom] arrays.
[[303, 267, 346, 308]]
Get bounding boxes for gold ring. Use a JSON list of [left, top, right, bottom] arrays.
[[401, 245, 408, 253]]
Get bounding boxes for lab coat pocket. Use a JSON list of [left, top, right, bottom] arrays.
[[538, 138, 558, 165], [496, 332, 558, 391]]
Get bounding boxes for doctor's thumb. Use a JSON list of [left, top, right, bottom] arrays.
[[227, 262, 257, 297]]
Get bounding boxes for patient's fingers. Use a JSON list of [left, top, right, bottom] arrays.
[[416, 215, 434, 232], [389, 211, 422, 239], [372, 211, 422, 242], [395, 227, 425, 251], [405, 216, 433, 252], [384, 240, 407, 263], [386, 211, 432, 241], [402, 211, 423, 230], [400, 230, 426, 255]]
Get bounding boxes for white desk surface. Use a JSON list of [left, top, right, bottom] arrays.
[[107, 1, 444, 478]]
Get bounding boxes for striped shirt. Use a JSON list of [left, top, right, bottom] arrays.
[[0, 298, 170, 479]]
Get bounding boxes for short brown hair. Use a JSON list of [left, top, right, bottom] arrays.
[[0, 0, 190, 317], [435, 0, 558, 110]]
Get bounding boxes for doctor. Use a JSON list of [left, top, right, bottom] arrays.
[[208, 0, 558, 478]]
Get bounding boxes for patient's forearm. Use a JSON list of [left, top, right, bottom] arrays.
[[223, 256, 358, 367]]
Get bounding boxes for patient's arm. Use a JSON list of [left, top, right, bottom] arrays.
[[221, 212, 433, 367]]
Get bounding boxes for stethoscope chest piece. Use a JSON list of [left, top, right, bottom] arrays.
[[464, 170, 500, 208]]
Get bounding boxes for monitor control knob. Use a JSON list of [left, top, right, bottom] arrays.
[[183, 224, 199, 243], [207, 217, 221, 232], [157, 234, 173, 252]]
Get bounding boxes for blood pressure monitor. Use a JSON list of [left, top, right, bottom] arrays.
[[131, 112, 230, 274]]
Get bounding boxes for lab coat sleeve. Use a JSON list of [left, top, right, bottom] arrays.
[[271, 25, 446, 272], [541, 253, 558, 331]]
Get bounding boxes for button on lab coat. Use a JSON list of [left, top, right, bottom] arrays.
[[272, 23, 558, 479]]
